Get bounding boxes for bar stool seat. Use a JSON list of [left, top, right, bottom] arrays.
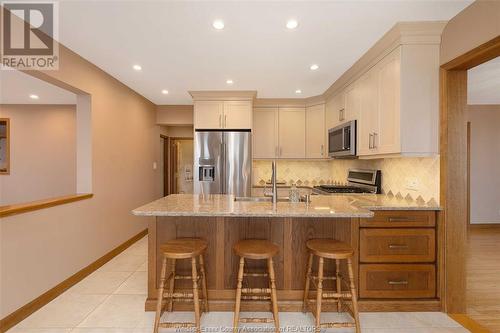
[[232, 239, 280, 333], [160, 238, 207, 259], [233, 239, 279, 259], [153, 238, 209, 333], [303, 239, 361, 333], [306, 239, 354, 259]]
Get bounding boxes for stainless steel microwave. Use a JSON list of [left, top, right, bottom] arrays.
[[328, 120, 357, 158]]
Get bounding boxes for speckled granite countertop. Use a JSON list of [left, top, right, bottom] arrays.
[[132, 194, 441, 218]]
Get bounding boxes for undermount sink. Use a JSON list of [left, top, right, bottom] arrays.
[[234, 196, 290, 203]]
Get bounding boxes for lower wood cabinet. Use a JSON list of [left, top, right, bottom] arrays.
[[359, 264, 436, 299], [358, 210, 438, 300], [360, 228, 435, 263]]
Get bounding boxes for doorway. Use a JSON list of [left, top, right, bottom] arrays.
[[162, 136, 193, 196], [464, 56, 500, 332]]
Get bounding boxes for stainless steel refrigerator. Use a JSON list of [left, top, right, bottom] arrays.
[[194, 130, 251, 197]]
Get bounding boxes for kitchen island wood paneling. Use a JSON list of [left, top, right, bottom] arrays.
[[133, 194, 441, 312]]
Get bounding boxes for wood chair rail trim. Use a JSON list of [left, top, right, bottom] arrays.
[[0, 193, 93, 218]]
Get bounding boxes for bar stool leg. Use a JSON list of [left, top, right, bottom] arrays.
[[191, 257, 201, 333], [302, 253, 313, 313], [315, 257, 324, 333], [167, 259, 176, 312], [347, 258, 361, 333], [233, 257, 245, 332], [154, 256, 168, 333], [335, 259, 342, 312], [268, 258, 280, 333], [199, 254, 209, 313]]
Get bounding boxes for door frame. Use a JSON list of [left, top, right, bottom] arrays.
[[169, 137, 194, 195], [440, 35, 500, 313]]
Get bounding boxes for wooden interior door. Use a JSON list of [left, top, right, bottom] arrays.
[[162, 136, 171, 196]]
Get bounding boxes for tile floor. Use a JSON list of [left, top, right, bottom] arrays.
[[9, 236, 470, 333]]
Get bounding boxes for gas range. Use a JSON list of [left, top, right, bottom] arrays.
[[312, 169, 382, 195]]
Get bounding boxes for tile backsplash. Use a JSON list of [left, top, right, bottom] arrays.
[[253, 156, 440, 203]]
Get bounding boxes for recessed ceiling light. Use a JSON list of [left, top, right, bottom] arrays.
[[286, 19, 298, 30], [133, 64, 142, 71], [161, 89, 169, 95], [226, 79, 234, 85], [29, 94, 39, 99], [310, 64, 319, 71], [295, 89, 302, 94], [213, 20, 224, 30]]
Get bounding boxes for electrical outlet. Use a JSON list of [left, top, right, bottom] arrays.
[[406, 177, 419, 191]]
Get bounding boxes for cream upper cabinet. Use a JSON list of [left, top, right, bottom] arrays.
[[326, 92, 346, 129], [253, 108, 278, 158], [278, 107, 306, 158], [358, 69, 379, 156], [376, 47, 401, 154], [193, 101, 223, 129], [191, 91, 255, 130], [306, 104, 326, 158], [223, 101, 252, 129]]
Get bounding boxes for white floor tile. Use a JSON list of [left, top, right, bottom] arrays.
[[76, 295, 147, 328], [114, 271, 147, 295], [122, 238, 148, 256], [8, 329, 72, 333], [98, 254, 146, 273], [136, 261, 147, 272], [16, 293, 107, 328], [411, 312, 463, 327], [67, 271, 133, 295]]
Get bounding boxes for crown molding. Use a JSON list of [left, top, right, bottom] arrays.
[[322, 21, 446, 100]]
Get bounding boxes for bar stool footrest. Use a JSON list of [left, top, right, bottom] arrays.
[[241, 295, 271, 300], [322, 292, 352, 299], [163, 292, 194, 298], [241, 288, 271, 294]]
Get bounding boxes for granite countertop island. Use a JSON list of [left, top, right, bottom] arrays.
[[132, 193, 441, 218], [135, 193, 441, 312]]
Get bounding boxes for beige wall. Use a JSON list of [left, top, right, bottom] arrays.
[[157, 105, 193, 126], [0, 105, 76, 205], [166, 125, 194, 138], [441, 0, 500, 65], [0, 43, 160, 316], [468, 105, 500, 224]]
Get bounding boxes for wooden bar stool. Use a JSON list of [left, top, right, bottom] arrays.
[[302, 239, 361, 333], [153, 238, 209, 333], [233, 239, 280, 333]]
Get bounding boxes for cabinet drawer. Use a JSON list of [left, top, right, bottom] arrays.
[[360, 228, 435, 263], [359, 264, 436, 299], [360, 210, 436, 228]]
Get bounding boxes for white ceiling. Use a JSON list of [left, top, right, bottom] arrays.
[[468, 56, 500, 105], [0, 70, 76, 104], [54, 1, 471, 104]]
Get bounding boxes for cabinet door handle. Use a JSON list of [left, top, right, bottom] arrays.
[[224, 115, 227, 128], [388, 217, 413, 222], [388, 244, 409, 249], [219, 114, 222, 128], [369, 133, 373, 149], [279, 147, 282, 157], [320, 144, 324, 156], [388, 280, 409, 285], [373, 132, 378, 148], [275, 146, 278, 157]]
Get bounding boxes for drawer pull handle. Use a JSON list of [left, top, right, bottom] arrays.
[[388, 280, 409, 285], [388, 244, 409, 249], [388, 217, 414, 222]]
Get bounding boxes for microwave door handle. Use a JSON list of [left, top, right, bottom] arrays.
[[342, 128, 346, 150]]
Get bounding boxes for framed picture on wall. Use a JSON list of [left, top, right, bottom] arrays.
[[0, 118, 10, 174]]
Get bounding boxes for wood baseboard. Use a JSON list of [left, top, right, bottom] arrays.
[[448, 314, 491, 333], [0, 228, 148, 333], [469, 224, 500, 229]]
